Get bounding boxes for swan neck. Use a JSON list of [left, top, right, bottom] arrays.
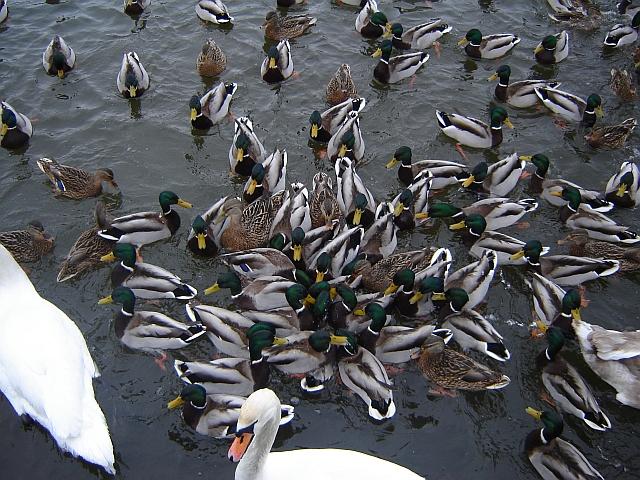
[[236, 403, 281, 480]]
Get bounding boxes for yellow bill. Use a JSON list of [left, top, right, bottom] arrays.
[[98, 295, 113, 305], [311, 124, 319, 138], [128, 85, 137, 98], [190, 108, 197, 121], [372, 48, 382, 58], [167, 396, 185, 410], [571, 308, 581, 321], [510, 250, 525, 261], [204, 283, 220, 295], [519, 155, 533, 161], [247, 179, 257, 195], [385, 157, 399, 169], [235, 148, 244, 162], [100, 252, 117, 262], [408, 291, 423, 305], [353, 208, 363, 226], [457, 38, 469, 46], [461, 175, 475, 188], [616, 184, 628, 197], [525, 407, 542, 420], [383, 283, 399, 296], [197, 233, 207, 250], [393, 202, 404, 217], [177, 198, 193, 208], [449, 220, 466, 231], [487, 73, 498, 81], [293, 244, 302, 262], [503, 118, 514, 129], [431, 292, 446, 301]]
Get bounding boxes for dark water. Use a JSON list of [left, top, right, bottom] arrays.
[[1, 0, 639, 478]]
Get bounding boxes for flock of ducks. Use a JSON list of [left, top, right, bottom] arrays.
[[1, 0, 640, 479]]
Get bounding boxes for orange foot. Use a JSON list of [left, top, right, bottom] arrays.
[[135, 247, 144, 263], [455, 143, 469, 162], [428, 385, 457, 397], [154, 352, 168, 371], [530, 325, 545, 339], [515, 221, 531, 230], [519, 171, 532, 180], [291, 71, 301, 80], [226, 110, 237, 123], [578, 285, 590, 308], [433, 41, 441, 59], [553, 118, 568, 130], [540, 390, 556, 408], [384, 365, 404, 376], [289, 373, 306, 380], [408, 75, 417, 88]]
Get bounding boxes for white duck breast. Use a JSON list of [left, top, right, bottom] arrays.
[[355, 0, 379, 33], [327, 111, 365, 162], [0, 0, 7, 23], [42, 35, 76, 77], [196, 0, 233, 23], [261, 39, 294, 82], [402, 18, 452, 49], [442, 309, 510, 361], [604, 19, 639, 47], [534, 87, 586, 122], [200, 81, 238, 125], [605, 161, 640, 207], [116, 52, 150, 98], [526, 273, 565, 327], [446, 250, 497, 309], [0, 245, 115, 474], [335, 156, 375, 216]]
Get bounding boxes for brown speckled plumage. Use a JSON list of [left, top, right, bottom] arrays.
[[326, 64, 357, 106], [196, 38, 226, 77], [37, 158, 118, 200], [263, 11, 316, 41], [0, 222, 54, 263], [559, 230, 640, 272], [353, 249, 433, 292], [310, 173, 341, 229]]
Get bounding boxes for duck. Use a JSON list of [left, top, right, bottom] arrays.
[[309, 97, 366, 143], [263, 11, 316, 41], [558, 230, 640, 272], [219, 248, 295, 280], [540, 177, 612, 212], [116, 52, 150, 98], [444, 250, 497, 310], [534, 87, 603, 127], [435, 107, 513, 149], [526, 275, 583, 333], [572, 316, 640, 409], [389, 19, 452, 50], [415, 335, 510, 392], [619, 0, 640, 17], [551, 186, 640, 244], [1, 101, 32, 149], [243, 149, 287, 203], [0, 244, 115, 474], [57, 201, 114, 282], [335, 156, 375, 223], [355, 0, 390, 39], [534, 31, 569, 64], [360, 202, 397, 261], [229, 116, 266, 177], [217, 195, 280, 251], [391, 189, 416, 231], [228, 388, 424, 479], [98, 287, 206, 353], [585, 117, 636, 149], [545, 0, 590, 19], [42, 35, 76, 78], [204, 271, 296, 311], [603, 11, 640, 48], [307, 224, 363, 278], [100, 243, 197, 299], [457, 154, 525, 197], [386, 146, 467, 189], [196, 38, 226, 77], [442, 309, 510, 362], [326, 64, 357, 106], [458, 29, 520, 59], [187, 195, 240, 257], [605, 161, 640, 208], [0, 221, 54, 264], [401, 170, 432, 226], [0, 0, 6, 23], [372, 40, 429, 85], [189, 82, 237, 129], [327, 111, 364, 163], [310, 172, 342, 229], [488, 65, 560, 108], [123, 0, 149, 15], [195, 0, 233, 24], [426, 197, 537, 231], [536, 326, 611, 431], [347, 249, 432, 293], [524, 408, 604, 479], [609, 68, 637, 101], [36, 157, 118, 199], [261, 40, 294, 83]]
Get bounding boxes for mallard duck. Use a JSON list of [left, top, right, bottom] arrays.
[[526, 275, 583, 333], [243, 150, 287, 203], [535, 87, 603, 126], [488, 65, 560, 108], [539, 176, 612, 212], [436, 107, 513, 149], [0, 244, 115, 474], [220, 248, 295, 280], [36, 157, 118, 199], [310, 172, 341, 229], [458, 29, 520, 59], [268, 189, 298, 249], [308, 224, 363, 277], [98, 191, 191, 247], [444, 250, 497, 310], [100, 243, 197, 299], [457, 154, 524, 197], [403, 170, 432, 226], [585, 118, 636, 149], [42, 35, 75, 78], [604, 11, 640, 47], [309, 97, 366, 143], [261, 40, 293, 84], [204, 271, 295, 311], [534, 31, 569, 65], [116, 52, 150, 98], [335, 156, 375, 224], [389, 19, 452, 50], [400, 251, 452, 317], [360, 202, 397, 261], [189, 82, 237, 129], [547, 0, 601, 27], [195, 0, 233, 24], [1, 101, 32, 149], [386, 146, 467, 189], [196, 38, 226, 77], [348, 249, 432, 293], [327, 111, 364, 163], [355, 0, 390, 39], [619, 0, 640, 17], [610, 68, 637, 101], [0, 221, 54, 263], [187, 195, 240, 256], [124, 0, 149, 15], [605, 161, 640, 208], [442, 309, 510, 362], [391, 189, 416, 231], [229, 116, 266, 177], [572, 316, 640, 409], [0, 0, 7, 23], [551, 186, 640, 244], [426, 197, 537, 231], [372, 40, 429, 85], [537, 326, 611, 431], [98, 287, 206, 353], [558, 230, 640, 272], [217, 195, 279, 251], [326, 64, 357, 106], [416, 335, 510, 391], [524, 408, 604, 479], [263, 11, 316, 41]]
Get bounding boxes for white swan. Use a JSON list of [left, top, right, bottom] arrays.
[[228, 388, 424, 480], [0, 244, 115, 474]]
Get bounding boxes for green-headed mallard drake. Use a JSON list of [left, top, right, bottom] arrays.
[[196, 0, 233, 24], [42, 35, 75, 78], [458, 29, 520, 59], [98, 191, 192, 247], [124, 0, 149, 15], [607, 161, 640, 208], [488, 65, 560, 108], [326, 64, 357, 105], [372, 40, 429, 85], [1, 101, 32, 149], [168, 384, 294, 438], [609, 68, 636, 101], [386, 146, 467, 189], [217, 195, 279, 251], [442, 309, 510, 362], [243, 149, 287, 204], [524, 408, 604, 479], [189, 82, 237, 130], [390, 19, 452, 51], [116, 52, 149, 99], [403, 170, 432, 226], [536, 326, 611, 431], [360, 201, 397, 261], [309, 97, 366, 143], [444, 250, 497, 310], [436, 107, 513, 149], [196, 38, 226, 77], [310, 172, 342, 229], [261, 40, 294, 84], [604, 11, 640, 47], [0, 221, 54, 263], [400, 247, 451, 315], [416, 334, 510, 391], [0, 0, 7, 23], [538, 174, 612, 212], [335, 156, 375, 226], [187, 195, 240, 257], [534, 31, 569, 64], [355, 0, 390, 39], [98, 286, 206, 354], [229, 116, 266, 177], [391, 188, 416, 231], [204, 270, 296, 311], [572, 316, 640, 409], [426, 197, 537, 231], [36, 157, 118, 199], [558, 229, 640, 272], [100, 243, 197, 299], [327, 111, 365, 163], [526, 275, 582, 333], [308, 224, 364, 278], [585, 117, 636, 149], [534, 87, 603, 126], [457, 154, 524, 196], [219, 248, 295, 280], [551, 186, 640, 244], [263, 11, 316, 41]]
